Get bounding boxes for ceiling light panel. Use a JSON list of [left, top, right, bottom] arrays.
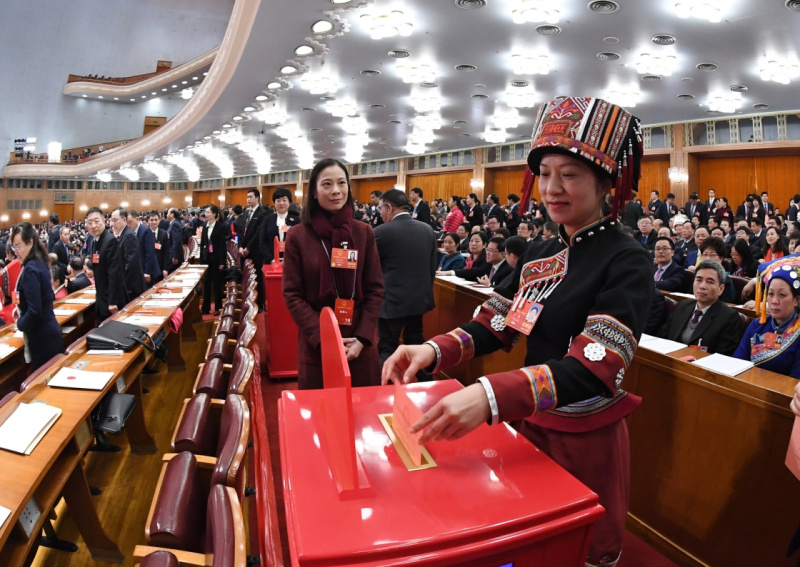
[[760, 59, 800, 84], [675, 1, 723, 23], [396, 60, 436, 83], [511, 53, 550, 75], [708, 92, 741, 113], [635, 52, 677, 76], [300, 70, 339, 95], [511, 0, 561, 24], [360, 10, 413, 40]]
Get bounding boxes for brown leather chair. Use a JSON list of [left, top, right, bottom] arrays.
[[0, 391, 16, 408], [730, 275, 750, 304], [663, 295, 679, 321], [145, 394, 249, 551], [205, 320, 256, 364], [172, 391, 252, 456], [135, 485, 246, 567], [194, 346, 254, 399]]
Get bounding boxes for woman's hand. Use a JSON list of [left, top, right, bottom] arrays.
[[342, 337, 363, 361], [410, 384, 490, 444], [382, 344, 436, 385]]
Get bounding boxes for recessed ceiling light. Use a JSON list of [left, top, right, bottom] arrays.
[[222, 123, 232, 128], [161, 88, 167, 92], [588, 1, 620, 13], [604, 36, 620, 44], [361, 69, 381, 76], [596, 52, 620, 61], [141, 95, 147, 98], [455, 64, 477, 72], [203, 72, 208, 76], [243, 106, 255, 112], [454, 120, 468, 124], [295, 45, 314, 56], [151, 92, 157, 95], [172, 84, 178, 88], [389, 120, 402, 124], [697, 62, 718, 71], [511, 80, 529, 87], [192, 76, 199, 81], [677, 94, 696, 100], [460, 133, 472, 137], [420, 82, 439, 88], [213, 130, 222, 134], [681, 77, 694, 82], [472, 93, 489, 99], [130, 98, 136, 101], [652, 34, 676, 45], [641, 75, 662, 82], [204, 136, 211, 140], [281, 65, 298, 75], [388, 49, 410, 58], [255, 95, 268, 101], [331, 0, 353, 4], [754, 103, 770, 109], [455, 0, 487, 9], [536, 25, 561, 35], [370, 104, 386, 108], [113, 97, 119, 100], [475, 83, 487, 88], [233, 116, 243, 121], [82, 94, 87, 97], [312, 20, 334, 34], [730, 85, 748, 92], [182, 80, 188, 84], [309, 127, 322, 131], [301, 107, 316, 111]]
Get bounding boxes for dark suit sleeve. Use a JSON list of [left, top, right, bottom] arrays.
[[655, 264, 687, 293], [169, 222, 183, 263], [121, 232, 141, 290], [715, 307, 744, 356], [260, 215, 276, 264], [416, 202, 431, 225], [141, 228, 159, 277], [104, 237, 127, 307], [454, 263, 492, 281]]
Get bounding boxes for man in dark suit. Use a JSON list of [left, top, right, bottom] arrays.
[[111, 207, 145, 301], [647, 190, 662, 216], [653, 236, 687, 293], [53, 226, 70, 273], [47, 214, 61, 253], [259, 187, 301, 265], [158, 212, 170, 232], [238, 188, 267, 310], [445, 236, 513, 285], [684, 192, 709, 225], [505, 193, 522, 235], [167, 208, 185, 273], [409, 187, 431, 225], [85, 207, 126, 322], [368, 190, 384, 228], [200, 204, 228, 315], [659, 260, 741, 355], [705, 188, 716, 213], [149, 212, 169, 281], [655, 193, 678, 226], [66, 255, 91, 293], [633, 216, 657, 250], [621, 194, 643, 230], [760, 191, 775, 215], [374, 189, 437, 366], [485, 193, 505, 226], [127, 209, 159, 288]]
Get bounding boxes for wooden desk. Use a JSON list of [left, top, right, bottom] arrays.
[[427, 277, 800, 566], [0, 264, 206, 566]]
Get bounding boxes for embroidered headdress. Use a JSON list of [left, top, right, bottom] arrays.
[[755, 254, 800, 323], [521, 96, 643, 220]]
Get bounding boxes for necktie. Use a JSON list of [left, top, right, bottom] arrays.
[[655, 266, 664, 281], [489, 265, 497, 282], [692, 309, 702, 325]]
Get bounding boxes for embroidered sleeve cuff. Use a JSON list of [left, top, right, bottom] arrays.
[[486, 365, 557, 422], [477, 377, 499, 426]]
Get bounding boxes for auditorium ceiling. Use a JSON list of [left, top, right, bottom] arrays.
[[4, 0, 800, 180]]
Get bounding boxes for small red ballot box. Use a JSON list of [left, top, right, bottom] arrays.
[[263, 261, 298, 379], [279, 380, 604, 566]]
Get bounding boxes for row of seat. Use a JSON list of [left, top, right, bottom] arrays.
[[134, 261, 261, 567]]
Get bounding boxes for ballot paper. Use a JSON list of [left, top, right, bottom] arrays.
[[53, 308, 77, 316], [392, 382, 425, 466], [0, 344, 17, 359], [637, 334, 687, 354], [0, 402, 61, 455], [692, 353, 754, 377], [0, 504, 10, 528], [63, 298, 94, 305], [123, 315, 166, 327], [48, 367, 115, 390], [141, 300, 182, 308], [13, 331, 23, 338]]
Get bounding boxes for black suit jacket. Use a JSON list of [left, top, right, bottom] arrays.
[[486, 204, 505, 226], [411, 200, 431, 225], [374, 214, 437, 319], [633, 230, 657, 250], [684, 201, 709, 225], [53, 239, 69, 273], [655, 201, 678, 225], [91, 229, 127, 322], [48, 226, 61, 253], [66, 272, 91, 294], [505, 204, 522, 235], [118, 225, 145, 300], [455, 259, 513, 286], [259, 211, 301, 264], [654, 262, 687, 293], [240, 206, 267, 265], [135, 223, 160, 284], [168, 219, 184, 267], [621, 201, 643, 230], [660, 300, 741, 355], [200, 221, 227, 268], [151, 228, 169, 273], [465, 205, 484, 229]]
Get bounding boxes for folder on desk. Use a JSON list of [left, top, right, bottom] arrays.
[[0, 402, 62, 455], [692, 353, 754, 377], [637, 334, 687, 354], [48, 367, 115, 390], [0, 504, 10, 528], [0, 343, 18, 359]]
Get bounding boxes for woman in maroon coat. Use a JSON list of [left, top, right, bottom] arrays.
[[282, 158, 384, 389]]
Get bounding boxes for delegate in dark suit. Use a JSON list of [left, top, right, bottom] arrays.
[[135, 223, 160, 287], [684, 201, 708, 225], [168, 218, 184, 272], [659, 300, 741, 355], [239, 205, 267, 310], [259, 211, 301, 265], [117, 225, 145, 301], [411, 199, 431, 225], [633, 230, 657, 250], [505, 204, 522, 235], [66, 272, 91, 294], [455, 259, 513, 286], [16, 258, 63, 370], [152, 227, 169, 277], [91, 229, 127, 322], [654, 262, 687, 293], [374, 212, 437, 363], [53, 238, 70, 273], [655, 201, 677, 225], [47, 225, 61, 253], [200, 220, 227, 314]]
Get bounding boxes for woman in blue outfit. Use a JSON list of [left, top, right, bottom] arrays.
[[11, 222, 64, 371], [437, 232, 466, 271], [733, 256, 800, 379]]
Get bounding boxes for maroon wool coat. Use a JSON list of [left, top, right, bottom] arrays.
[[282, 219, 384, 388]]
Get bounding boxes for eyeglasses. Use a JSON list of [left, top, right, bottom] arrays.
[[654, 247, 673, 252], [486, 248, 500, 254], [85, 218, 103, 225]]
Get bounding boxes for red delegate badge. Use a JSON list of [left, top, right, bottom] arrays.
[[334, 298, 354, 326], [331, 248, 358, 270]]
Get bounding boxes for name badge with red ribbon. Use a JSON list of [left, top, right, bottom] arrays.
[[505, 297, 542, 336], [154, 242, 162, 250], [92, 252, 100, 264], [334, 298, 354, 326], [764, 332, 779, 349], [331, 248, 358, 270], [12, 291, 20, 306]]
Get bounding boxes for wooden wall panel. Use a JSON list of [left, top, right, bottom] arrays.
[[486, 168, 526, 202], [228, 189, 250, 208], [405, 171, 473, 204], [54, 204, 74, 223], [640, 160, 670, 197], [697, 155, 800, 214], [350, 177, 397, 204]]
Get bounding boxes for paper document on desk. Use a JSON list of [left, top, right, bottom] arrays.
[[0, 402, 61, 455], [141, 300, 182, 307], [83, 288, 97, 294], [124, 315, 166, 326], [85, 349, 125, 356], [53, 308, 77, 316], [637, 334, 687, 354], [13, 331, 23, 338], [150, 292, 186, 299], [0, 343, 17, 359], [48, 367, 115, 390], [63, 298, 94, 304], [0, 504, 10, 528], [692, 353, 754, 376]]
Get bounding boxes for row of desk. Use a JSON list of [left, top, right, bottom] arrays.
[[424, 275, 800, 566], [0, 263, 206, 565]]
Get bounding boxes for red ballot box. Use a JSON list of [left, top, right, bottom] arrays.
[[263, 262, 298, 379], [279, 380, 604, 566]]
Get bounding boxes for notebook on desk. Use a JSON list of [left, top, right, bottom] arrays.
[[48, 367, 115, 390], [0, 402, 61, 455], [692, 353, 754, 377]]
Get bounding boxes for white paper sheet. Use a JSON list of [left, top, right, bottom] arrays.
[[63, 298, 94, 305], [692, 353, 755, 377], [0, 344, 18, 359], [141, 300, 181, 307], [53, 308, 77, 316], [638, 333, 688, 354], [123, 315, 166, 326], [0, 402, 61, 455], [148, 293, 187, 299], [85, 349, 125, 356], [0, 504, 10, 528], [48, 367, 115, 390]]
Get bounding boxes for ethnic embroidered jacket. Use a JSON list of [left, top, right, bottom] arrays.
[[428, 217, 654, 432], [733, 314, 800, 379]]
